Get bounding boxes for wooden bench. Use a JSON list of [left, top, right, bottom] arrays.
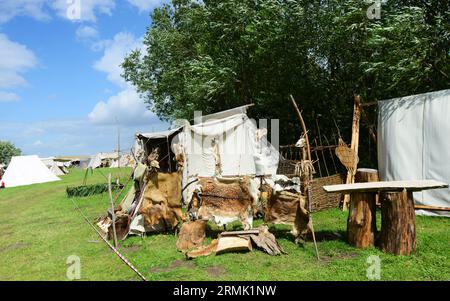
[[323, 180, 448, 255]]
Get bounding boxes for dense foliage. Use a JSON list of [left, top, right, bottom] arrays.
[[122, 0, 450, 167], [0, 141, 22, 166]]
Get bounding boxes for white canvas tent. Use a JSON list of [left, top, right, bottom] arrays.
[[87, 152, 119, 169], [176, 105, 280, 203], [2, 155, 60, 188], [41, 157, 68, 176], [378, 89, 450, 217]]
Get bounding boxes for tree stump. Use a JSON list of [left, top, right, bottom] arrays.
[[379, 189, 416, 255], [347, 192, 376, 248], [347, 169, 377, 248], [355, 168, 380, 205]]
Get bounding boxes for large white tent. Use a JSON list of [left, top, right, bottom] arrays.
[[176, 105, 280, 204], [378, 89, 450, 217], [2, 155, 61, 188]]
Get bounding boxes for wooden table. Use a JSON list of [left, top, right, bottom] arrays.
[[323, 180, 448, 255]]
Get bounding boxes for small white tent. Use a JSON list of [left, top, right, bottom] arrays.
[[378, 89, 450, 217], [2, 155, 61, 188]]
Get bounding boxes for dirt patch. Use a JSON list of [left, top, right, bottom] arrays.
[[0, 242, 31, 253], [320, 252, 358, 262], [204, 265, 227, 277], [0, 231, 14, 238], [150, 259, 196, 273], [121, 245, 141, 254]]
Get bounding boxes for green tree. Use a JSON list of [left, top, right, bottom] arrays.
[[0, 141, 22, 166], [122, 0, 450, 166]]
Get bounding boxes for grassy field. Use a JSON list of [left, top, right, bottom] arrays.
[[0, 168, 449, 281]]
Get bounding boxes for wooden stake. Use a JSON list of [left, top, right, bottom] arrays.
[[108, 173, 118, 248], [343, 95, 361, 211], [289, 95, 320, 261]]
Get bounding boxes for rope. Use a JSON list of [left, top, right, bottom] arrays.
[[70, 198, 147, 281]]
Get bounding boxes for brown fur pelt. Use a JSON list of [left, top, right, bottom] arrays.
[[188, 177, 254, 230], [139, 171, 185, 232], [176, 220, 207, 251], [264, 191, 310, 243]]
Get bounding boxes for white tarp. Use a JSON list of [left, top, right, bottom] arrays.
[[2, 155, 61, 188], [177, 108, 279, 204], [378, 89, 450, 217]]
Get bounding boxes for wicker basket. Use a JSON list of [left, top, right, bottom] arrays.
[[310, 174, 343, 212], [277, 159, 343, 212]]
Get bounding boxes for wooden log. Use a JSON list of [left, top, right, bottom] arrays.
[[343, 95, 362, 211], [414, 204, 450, 211], [379, 189, 416, 255], [215, 236, 252, 255], [323, 180, 448, 194], [355, 168, 379, 205], [347, 192, 376, 248]]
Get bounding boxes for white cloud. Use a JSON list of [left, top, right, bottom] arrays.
[[0, 91, 20, 102], [89, 32, 155, 126], [89, 88, 156, 125], [93, 32, 143, 87], [0, 34, 38, 91], [76, 25, 99, 40], [33, 140, 44, 146], [0, 0, 50, 24], [127, 0, 167, 12]]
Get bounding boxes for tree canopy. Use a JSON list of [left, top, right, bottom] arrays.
[[122, 0, 450, 166], [0, 141, 22, 166]]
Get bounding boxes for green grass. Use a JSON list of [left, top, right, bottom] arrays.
[[0, 168, 449, 281]]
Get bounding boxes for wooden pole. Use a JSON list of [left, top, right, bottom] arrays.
[[343, 95, 361, 211], [289, 95, 320, 261], [290, 95, 311, 161], [108, 173, 118, 248]]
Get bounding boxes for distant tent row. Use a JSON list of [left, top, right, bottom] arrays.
[[87, 152, 134, 169], [41, 157, 69, 176]]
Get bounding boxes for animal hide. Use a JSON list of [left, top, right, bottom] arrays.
[[188, 177, 254, 230], [264, 190, 311, 242], [138, 172, 184, 232], [176, 220, 207, 251]]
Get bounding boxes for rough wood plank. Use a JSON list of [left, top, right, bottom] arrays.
[[220, 230, 260, 236], [215, 237, 252, 255], [323, 180, 448, 194]]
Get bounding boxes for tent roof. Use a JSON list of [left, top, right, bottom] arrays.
[[194, 104, 252, 123], [137, 127, 183, 140], [2, 155, 60, 188]]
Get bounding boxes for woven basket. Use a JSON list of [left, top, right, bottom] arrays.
[[277, 159, 343, 212]]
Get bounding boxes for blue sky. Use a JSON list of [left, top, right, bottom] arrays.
[[0, 0, 169, 157]]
